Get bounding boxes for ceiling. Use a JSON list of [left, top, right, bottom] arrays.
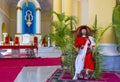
[[5, 0, 53, 13]]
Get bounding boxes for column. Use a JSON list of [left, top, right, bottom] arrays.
[[77, 1, 81, 26], [64, 0, 73, 16], [17, 7, 22, 33], [36, 9, 41, 34], [53, 0, 62, 33], [80, 0, 89, 25], [72, 0, 78, 17], [53, 0, 62, 20]]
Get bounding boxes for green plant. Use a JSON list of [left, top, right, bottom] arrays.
[[112, 0, 120, 52], [42, 11, 77, 74], [92, 15, 112, 79]]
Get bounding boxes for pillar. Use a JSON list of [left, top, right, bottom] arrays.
[[64, 0, 73, 16], [36, 8, 41, 34], [53, 0, 62, 20], [16, 7, 22, 33], [80, 0, 89, 25], [77, 1, 81, 26]]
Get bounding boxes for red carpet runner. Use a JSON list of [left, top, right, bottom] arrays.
[[47, 69, 120, 82], [0, 57, 61, 67], [0, 57, 61, 82], [0, 67, 22, 82]]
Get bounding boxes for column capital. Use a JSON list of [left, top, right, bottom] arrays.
[[36, 8, 41, 11], [16, 6, 22, 10]]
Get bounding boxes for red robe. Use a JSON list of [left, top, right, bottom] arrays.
[[75, 36, 94, 71]]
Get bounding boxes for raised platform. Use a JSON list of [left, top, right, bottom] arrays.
[[0, 57, 61, 67]]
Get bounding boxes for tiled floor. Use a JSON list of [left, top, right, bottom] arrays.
[[14, 66, 61, 82]]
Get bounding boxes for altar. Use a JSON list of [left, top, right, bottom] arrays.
[[0, 45, 38, 58], [0, 45, 62, 58]]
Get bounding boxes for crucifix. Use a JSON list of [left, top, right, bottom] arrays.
[[26, 0, 28, 6]]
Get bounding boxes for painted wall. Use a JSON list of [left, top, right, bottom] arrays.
[[0, 0, 10, 16], [41, 16, 52, 35], [89, 0, 116, 43], [0, 12, 16, 41], [9, 7, 16, 19], [9, 7, 16, 40], [0, 0, 16, 41], [72, 0, 81, 26], [0, 8, 10, 41], [0, 0, 9, 41]]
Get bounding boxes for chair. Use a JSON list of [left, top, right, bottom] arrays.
[[4, 36, 10, 45], [34, 36, 38, 46], [14, 37, 19, 45]]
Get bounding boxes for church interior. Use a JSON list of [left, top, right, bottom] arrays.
[[0, 0, 120, 82]]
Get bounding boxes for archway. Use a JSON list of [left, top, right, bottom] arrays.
[[2, 23, 6, 41]]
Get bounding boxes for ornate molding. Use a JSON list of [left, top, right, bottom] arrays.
[[36, 8, 41, 11], [16, 7, 22, 10]]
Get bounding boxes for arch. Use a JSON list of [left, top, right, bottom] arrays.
[[17, 0, 41, 8], [2, 23, 6, 41]]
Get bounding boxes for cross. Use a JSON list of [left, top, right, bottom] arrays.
[[26, 0, 28, 6]]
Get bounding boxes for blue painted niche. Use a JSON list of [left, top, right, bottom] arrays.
[[22, 2, 36, 34]]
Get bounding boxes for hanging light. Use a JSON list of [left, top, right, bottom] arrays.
[[26, 0, 28, 7]]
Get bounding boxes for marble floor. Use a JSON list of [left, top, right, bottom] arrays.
[[14, 66, 61, 82]]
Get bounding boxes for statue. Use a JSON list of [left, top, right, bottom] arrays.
[[73, 25, 95, 80]]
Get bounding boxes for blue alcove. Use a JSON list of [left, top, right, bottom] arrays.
[[22, 2, 36, 34]]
